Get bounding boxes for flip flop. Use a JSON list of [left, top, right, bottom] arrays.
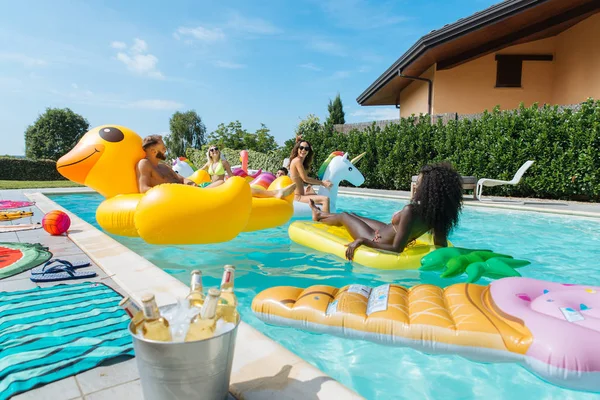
[[31, 258, 92, 275], [30, 263, 97, 282]]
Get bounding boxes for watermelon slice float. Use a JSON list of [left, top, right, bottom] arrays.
[[0, 242, 52, 279], [0, 201, 36, 210]]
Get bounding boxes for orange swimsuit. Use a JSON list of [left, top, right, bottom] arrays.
[[372, 211, 401, 242]]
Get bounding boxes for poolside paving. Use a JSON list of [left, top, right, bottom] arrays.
[[0, 189, 238, 400], [338, 186, 600, 217]]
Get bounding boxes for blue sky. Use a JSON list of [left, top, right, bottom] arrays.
[[0, 0, 497, 155]]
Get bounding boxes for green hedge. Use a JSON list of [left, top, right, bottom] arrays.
[[186, 146, 284, 175], [302, 100, 600, 201], [0, 157, 65, 181]]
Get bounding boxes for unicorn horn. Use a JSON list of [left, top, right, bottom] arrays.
[[350, 152, 366, 164]]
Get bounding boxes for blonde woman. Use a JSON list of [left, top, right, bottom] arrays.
[[199, 144, 296, 199]]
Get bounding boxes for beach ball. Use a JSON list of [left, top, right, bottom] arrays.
[[42, 210, 71, 235]]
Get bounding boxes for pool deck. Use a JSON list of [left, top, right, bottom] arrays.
[[339, 187, 600, 218], [0, 187, 364, 400]]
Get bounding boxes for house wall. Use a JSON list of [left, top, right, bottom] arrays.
[[399, 66, 435, 117], [396, 12, 600, 115], [552, 13, 600, 105], [433, 37, 556, 114]]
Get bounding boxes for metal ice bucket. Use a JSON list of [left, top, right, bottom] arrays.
[[129, 304, 239, 400]]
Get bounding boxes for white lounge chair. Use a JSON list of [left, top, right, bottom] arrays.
[[476, 160, 534, 201]]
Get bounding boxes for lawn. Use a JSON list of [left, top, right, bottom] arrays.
[[0, 180, 84, 189]]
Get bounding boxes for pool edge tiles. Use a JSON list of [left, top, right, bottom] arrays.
[[27, 191, 364, 400], [338, 189, 600, 219]]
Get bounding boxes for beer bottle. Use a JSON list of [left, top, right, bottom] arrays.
[[119, 296, 144, 333], [185, 288, 220, 342], [140, 294, 172, 342], [217, 265, 239, 324], [186, 270, 205, 308]]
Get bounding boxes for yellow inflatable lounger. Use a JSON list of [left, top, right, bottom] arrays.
[[252, 277, 600, 393], [56, 125, 294, 245], [288, 220, 443, 270]]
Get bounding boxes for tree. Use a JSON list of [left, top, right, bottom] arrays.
[[207, 121, 278, 152], [25, 108, 90, 160], [326, 93, 345, 125], [164, 110, 206, 158], [283, 114, 322, 155]]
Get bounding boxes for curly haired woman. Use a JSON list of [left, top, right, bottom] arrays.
[[309, 162, 463, 261]]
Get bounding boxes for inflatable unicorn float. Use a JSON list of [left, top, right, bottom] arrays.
[[292, 151, 366, 217]]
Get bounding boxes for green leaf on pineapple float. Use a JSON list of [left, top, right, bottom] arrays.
[[419, 248, 480, 271], [421, 247, 531, 283]]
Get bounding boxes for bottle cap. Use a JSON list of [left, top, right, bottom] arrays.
[[224, 265, 235, 270], [191, 269, 201, 275], [208, 288, 220, 297], [141, 294, 155, 303], [119, 296, 130, 306]]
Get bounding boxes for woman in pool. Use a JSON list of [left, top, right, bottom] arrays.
[[309, 162, 463, 261], [199, 144, 296, 198], [198, 145, 235, 188], [289, 137, 333, 212]]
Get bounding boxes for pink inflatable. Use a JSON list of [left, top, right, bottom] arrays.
[[491, 277, 600, 391]]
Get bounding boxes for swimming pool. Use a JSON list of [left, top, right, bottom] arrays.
[[50, 193, 600, 399]]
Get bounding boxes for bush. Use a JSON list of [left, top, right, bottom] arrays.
[[186, 146, 284, 174], [302, 99, 600, 201], [0, 157, 65, 181]]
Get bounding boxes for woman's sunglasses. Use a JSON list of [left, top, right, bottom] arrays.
[[209, 147, 219, 152], [299, 145, 310, 151]]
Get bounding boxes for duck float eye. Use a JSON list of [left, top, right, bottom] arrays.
[[99, 127, 124, 143]]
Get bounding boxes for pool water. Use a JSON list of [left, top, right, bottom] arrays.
[[51, 193, 600, 399]]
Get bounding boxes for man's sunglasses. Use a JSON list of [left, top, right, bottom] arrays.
[[299, 145, 310, 151], [209, 147, 219, 152]]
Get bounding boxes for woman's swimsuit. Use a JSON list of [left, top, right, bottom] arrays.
[[208, 161, 225, 176], [373, 210, 402, 243]]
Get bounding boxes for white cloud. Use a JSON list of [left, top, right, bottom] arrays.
[[128, 99, 184, 110], [112, 38, 164, 79], [0, 53, 47, 67], [110, 41, 127, 49], [214, 60, 246, 69], [331, 70, 351, 79], [308, 39, 346, 57], [299, 63, 322, 71], [226, 13, 281, 34], [317, 0, 408, 30], [349, 108, 400, 121], [175, 26, 225, 42]]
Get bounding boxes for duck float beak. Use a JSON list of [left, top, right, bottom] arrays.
[[56, 143, 105, 184]]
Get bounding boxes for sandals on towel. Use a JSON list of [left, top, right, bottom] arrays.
[[31, 258, 92, 275], [30, 259, 96, 282]]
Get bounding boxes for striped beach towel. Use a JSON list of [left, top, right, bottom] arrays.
[[0, 282, 134, 399]]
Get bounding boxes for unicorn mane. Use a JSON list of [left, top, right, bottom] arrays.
[[317, 151, 344, 180]]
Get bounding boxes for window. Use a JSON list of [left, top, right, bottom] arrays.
[[495, 54, 553, 88], [496, 57, 523, 88]]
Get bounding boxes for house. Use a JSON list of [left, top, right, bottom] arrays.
[[356, 0, 600, 118]]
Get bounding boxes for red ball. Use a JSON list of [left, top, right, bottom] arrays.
[[42, 210, 71, 236]]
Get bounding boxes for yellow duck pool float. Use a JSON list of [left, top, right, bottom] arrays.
[[289, 221, 447, 270], [56, 125, 294, 245]]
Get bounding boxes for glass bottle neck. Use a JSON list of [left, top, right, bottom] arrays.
[[221, 269, 235, 291], [201, 295, 219, 319]]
